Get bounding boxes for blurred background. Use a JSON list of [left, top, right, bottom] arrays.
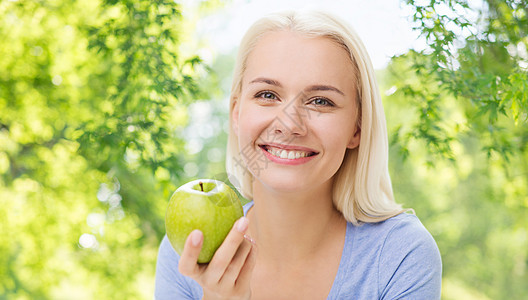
[[1, 0, 527, 299]]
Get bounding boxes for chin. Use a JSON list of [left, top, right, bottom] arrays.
[[252, 168, 319, 195]]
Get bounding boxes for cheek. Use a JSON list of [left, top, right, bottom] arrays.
[[237, 103, 274, 144], [313, 116, 353, 154]]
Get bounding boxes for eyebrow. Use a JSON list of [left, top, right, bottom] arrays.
[[249, 77, 345, 96], [305, 84, 345, 96], [249, 77, 283, 87]]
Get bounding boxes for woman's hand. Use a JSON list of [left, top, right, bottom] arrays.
[[178, 217, 257, 300]]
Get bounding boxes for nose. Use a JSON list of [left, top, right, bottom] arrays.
[[272, 98, 309, 138]]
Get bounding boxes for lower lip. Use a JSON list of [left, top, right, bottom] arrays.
[[260, 147, 318, 166]]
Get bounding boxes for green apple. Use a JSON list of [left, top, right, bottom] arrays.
[[165, 179, 243, 263]]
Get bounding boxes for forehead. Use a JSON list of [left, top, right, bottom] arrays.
[[243, 30, 356, 89]]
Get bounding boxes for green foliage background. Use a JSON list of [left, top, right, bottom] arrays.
[[0, 0, 526, 299]]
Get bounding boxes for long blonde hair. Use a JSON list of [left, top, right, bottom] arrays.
[[225, 10, 404, 224]]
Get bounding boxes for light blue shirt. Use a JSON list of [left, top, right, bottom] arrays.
[[155, 202, 442, 299]]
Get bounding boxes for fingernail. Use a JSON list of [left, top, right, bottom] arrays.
[[191, 230, 202, 247], [236, 217, 249, 232]]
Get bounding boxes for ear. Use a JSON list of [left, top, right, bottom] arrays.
[[347, 127, 361, 149], [231, 98, 239, 136]]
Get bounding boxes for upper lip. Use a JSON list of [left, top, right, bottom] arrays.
[[258, 142, 319, 154]]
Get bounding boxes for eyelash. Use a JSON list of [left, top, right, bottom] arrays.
[[308, 97, 334, 107], [254, 91, 335, 107], [254, 91, 278, 101]]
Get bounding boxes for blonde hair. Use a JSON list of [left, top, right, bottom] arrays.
[[225, 10, 405, 224]]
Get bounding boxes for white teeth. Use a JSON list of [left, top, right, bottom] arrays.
[[265, 146, 312, 160]]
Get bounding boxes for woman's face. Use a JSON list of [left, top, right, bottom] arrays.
[[232, 30, 360, 194]]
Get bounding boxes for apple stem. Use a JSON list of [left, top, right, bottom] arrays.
[[199, 181, 204, 192]]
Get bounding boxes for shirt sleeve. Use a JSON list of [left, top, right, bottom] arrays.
[[154, 235, 203, 300], [378, 215, 442, 300]]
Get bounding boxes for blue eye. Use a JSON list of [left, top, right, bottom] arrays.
[[256, 91, 278, 100], [310, 98, 333, 106]]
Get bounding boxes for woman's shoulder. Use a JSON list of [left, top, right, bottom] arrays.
[[334, 213, 441, 299], [374, 212, 441, 258], [381, 213, 438, 261], [378, 213, 442, 298], [350, 212, 433, 244], [347, 212, 441, 264], [155, 236, 203, 299]]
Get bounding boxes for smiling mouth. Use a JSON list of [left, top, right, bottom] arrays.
[[258, 144, 318, 160]]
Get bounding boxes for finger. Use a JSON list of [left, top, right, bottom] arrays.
[[205, 217, 249, 282], [235, 241, 257, 289], [219, 238, 252, 284], [178, 229, 205, 277]]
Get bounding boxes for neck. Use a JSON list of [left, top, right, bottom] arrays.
[[247, 178, 346, 265]]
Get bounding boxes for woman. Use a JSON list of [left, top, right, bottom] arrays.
[[156, 11, 442, 299]]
